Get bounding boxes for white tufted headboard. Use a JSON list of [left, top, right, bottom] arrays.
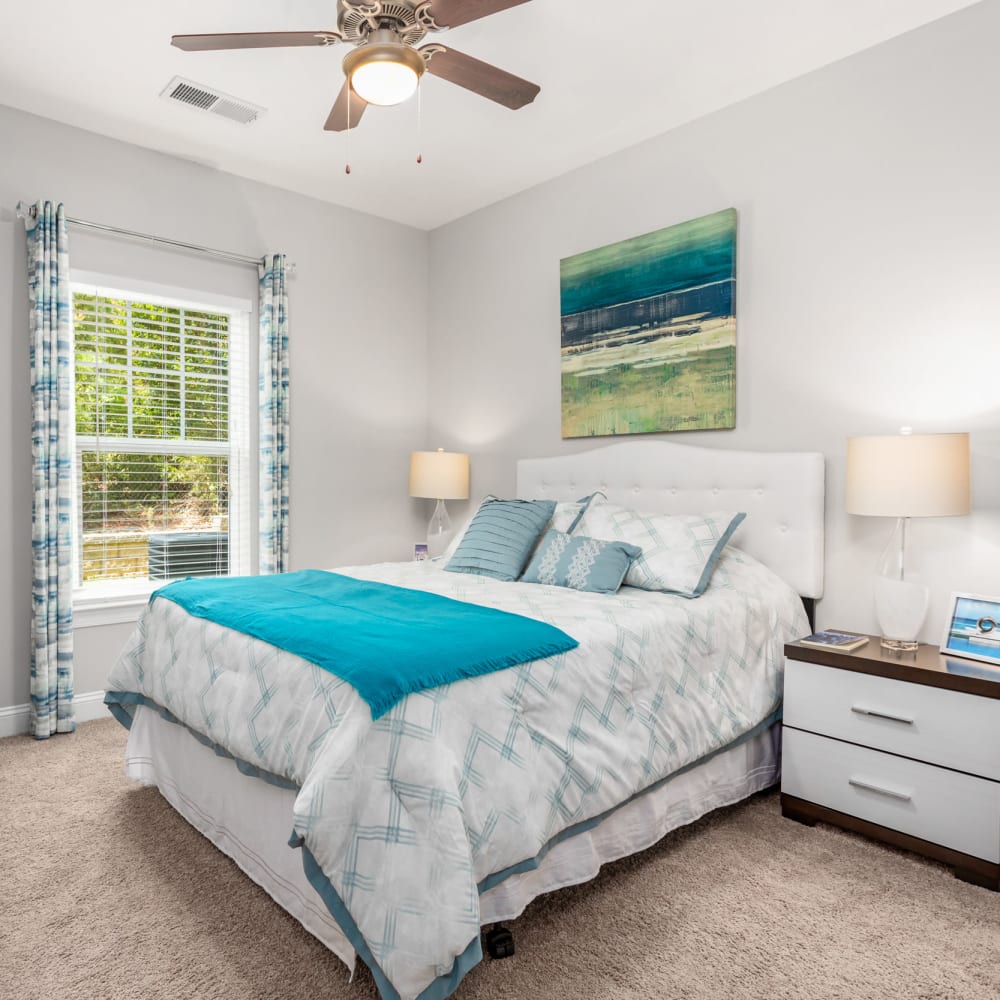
[[517, 440, 825, 599]]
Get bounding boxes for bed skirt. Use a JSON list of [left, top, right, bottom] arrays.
[[124, 704, 781, 978]]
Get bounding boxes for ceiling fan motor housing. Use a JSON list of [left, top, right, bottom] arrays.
[[338, 1, 432, 46]]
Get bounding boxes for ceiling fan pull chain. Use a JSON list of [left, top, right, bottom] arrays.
[[346, 89, 352, 175], [416, 79, 423, 165]]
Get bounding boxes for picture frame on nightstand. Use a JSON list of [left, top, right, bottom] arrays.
[[941, 592, 1000, 666]]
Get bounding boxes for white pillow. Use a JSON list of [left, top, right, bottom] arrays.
[[550, 500, 585, 533], [548, 492, 604, 533], [574, 500, 746, 597]]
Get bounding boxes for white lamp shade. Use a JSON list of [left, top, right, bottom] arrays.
[[409, 450, 470, 500], [845, 433, 970, 517]]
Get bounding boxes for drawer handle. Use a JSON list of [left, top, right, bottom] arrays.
[[851, 705, 914, 725], [848, 777, 912, 802]]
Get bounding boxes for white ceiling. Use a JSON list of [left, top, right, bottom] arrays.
[[0, 0, 979, 230]]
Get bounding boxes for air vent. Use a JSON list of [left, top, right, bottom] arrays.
[[160, 76, 265, 125]]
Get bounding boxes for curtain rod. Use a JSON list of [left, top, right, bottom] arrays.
[[15, 201, 296, 273]]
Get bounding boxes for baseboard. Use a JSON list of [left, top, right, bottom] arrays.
[[0, 690, 109, 739]]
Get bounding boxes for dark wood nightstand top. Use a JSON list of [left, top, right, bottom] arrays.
[[784, 634, 1000, 701]]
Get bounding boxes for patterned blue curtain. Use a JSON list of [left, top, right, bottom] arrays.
[[27, 202, 75, 738], [258, 254, 290, 575]]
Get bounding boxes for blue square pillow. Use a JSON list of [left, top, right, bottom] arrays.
[[520, 530, 642, 594], [445, 497, 556, 581]]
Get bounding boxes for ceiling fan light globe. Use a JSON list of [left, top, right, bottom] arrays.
[[343, 40, 425, 108], [352, 61, 419, 106]]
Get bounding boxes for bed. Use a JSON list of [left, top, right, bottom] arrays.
[[106, 439, 825, 1000]]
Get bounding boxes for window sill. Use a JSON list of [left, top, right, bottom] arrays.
[[73, 589, 154, 629]]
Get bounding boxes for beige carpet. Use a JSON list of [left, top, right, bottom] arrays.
[[2, 719, 998, 1000]]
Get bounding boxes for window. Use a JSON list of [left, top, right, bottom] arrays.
[[71, 275, 251, 609]]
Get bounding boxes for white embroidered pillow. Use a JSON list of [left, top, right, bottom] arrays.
[[574, 501, 746, 597]]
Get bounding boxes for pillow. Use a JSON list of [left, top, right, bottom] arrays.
[[574, 501, 746, 597], [549, 492, 604, 534], [440, 508, 476, 563], [521, 530, 642, 594], [440, 493, 601, 564], [445, 497, 556, 581]]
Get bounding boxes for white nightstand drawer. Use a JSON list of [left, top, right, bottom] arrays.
[[784, 658, 1000, 780], [782, 728, 1000, 862]]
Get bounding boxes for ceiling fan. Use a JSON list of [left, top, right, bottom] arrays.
[[171, 0, 540, 132]]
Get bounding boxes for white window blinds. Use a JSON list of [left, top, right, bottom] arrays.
[[72, 282, 251, 591]]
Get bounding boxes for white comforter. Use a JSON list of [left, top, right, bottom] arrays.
[[106, 546, 807, 1000]]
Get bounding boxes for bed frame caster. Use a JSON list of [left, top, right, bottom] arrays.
[[484, 926, 515, 959]]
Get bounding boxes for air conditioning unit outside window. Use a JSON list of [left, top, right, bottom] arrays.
[[148, 532, 229, 580]]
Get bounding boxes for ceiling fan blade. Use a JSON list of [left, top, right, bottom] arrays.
[[425, 0, 531, 29], [171, 31, 341, 52], [421, 46, 539, 110], [324, 81, 369, 132]]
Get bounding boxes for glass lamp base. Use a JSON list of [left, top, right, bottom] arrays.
[[426, 499, 453, 559], [872, 517, 929, 653], [879, 636, 920, 654], [874, 574, 928, 649]]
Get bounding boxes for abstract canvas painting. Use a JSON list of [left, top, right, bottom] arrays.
[[560, 208, 736, 438]]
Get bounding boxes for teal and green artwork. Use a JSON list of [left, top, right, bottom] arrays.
[[560, 208, 736, 438]]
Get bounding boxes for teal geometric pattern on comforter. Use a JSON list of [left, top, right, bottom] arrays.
[[105, 546, 808, 1000]]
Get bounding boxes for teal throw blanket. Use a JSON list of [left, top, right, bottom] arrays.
[[153, 570, 578, 719]]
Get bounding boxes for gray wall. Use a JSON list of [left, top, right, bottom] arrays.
[[0, 104, 429, 708], [427, 1, 1000, 640]]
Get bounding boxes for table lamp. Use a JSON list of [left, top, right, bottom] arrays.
[[846, 430, 970, 651], [409, 449, 470, 557]]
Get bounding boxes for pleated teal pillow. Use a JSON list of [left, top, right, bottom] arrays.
[[521, 530, 642, 594], [445, 498, 556, 581]]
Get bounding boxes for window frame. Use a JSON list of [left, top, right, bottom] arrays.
[[70, 271, 253, 626]]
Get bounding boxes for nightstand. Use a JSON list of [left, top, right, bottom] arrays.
[[781, 635, 1000, 890]]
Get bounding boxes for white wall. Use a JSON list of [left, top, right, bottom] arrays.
[[3, 2, 1000, 722], [0, 104, 430, 711], [427, 1, 1000, 640]]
